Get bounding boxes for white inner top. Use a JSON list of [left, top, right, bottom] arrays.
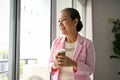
[[60, 41, 76, 80]]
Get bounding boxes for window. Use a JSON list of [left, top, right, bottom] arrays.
[[20, 0, 50, 80], [0, 0, 10, 80]]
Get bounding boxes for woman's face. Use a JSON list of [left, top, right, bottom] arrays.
[[58, 11, 76, 35]]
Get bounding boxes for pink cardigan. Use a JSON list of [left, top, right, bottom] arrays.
[[48, 34, 95, 80]]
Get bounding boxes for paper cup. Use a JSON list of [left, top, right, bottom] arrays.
[[56, 49, 66, 56]]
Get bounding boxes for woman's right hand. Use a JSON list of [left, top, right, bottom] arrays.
[[52, 54, 66, 69]]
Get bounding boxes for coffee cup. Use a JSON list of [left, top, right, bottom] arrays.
[[56, 49, 66, 56]]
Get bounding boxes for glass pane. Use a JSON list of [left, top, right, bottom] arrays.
[[0, 0, 10, 80], [20, 0, 50, 80], [56, 0, 72, 37]]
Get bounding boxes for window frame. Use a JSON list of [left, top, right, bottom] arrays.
[[9, 0, 20, 80]]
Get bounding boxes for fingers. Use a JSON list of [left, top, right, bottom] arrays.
[[54, 54, 77, 69], [55, 55, 66, 67], [55, 55, 76, 68]]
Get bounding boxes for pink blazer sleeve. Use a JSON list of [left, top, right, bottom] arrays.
[[48, 37, 62, 74], [74, 40, 95, 76], [48, 39, 57, 74]]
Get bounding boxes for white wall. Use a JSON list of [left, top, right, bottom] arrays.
[[92, 0, 120, 80]]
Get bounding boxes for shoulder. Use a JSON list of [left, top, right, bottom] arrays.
[[82, 37, 92, 44], [78, 34, 92, 44], [82, 37, 94, 49], [77, 34, 93, 48], [52, 36, 64, 46]]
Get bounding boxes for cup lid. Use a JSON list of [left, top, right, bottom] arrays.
[[56, 49, 65, 53]]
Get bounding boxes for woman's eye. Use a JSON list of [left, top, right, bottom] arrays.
[[62, 18, 66, 21], [58, 20, 60, 22], [58, 18, 66, 22]]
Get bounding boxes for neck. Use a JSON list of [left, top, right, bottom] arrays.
[[65, 33, 77, 43]]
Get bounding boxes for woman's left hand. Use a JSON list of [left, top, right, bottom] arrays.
[[63, 56, 77, 69]]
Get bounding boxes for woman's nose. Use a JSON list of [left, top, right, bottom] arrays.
[[59, 21, 63, 26]]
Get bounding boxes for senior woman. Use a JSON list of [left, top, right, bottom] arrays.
[[48, 8, 95, 80]]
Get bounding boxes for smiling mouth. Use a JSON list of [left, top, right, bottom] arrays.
[[60, 27, 65, 30], [60, 28, 65, 31]]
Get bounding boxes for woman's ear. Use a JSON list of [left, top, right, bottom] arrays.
[[73, 18, 78, 27]]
